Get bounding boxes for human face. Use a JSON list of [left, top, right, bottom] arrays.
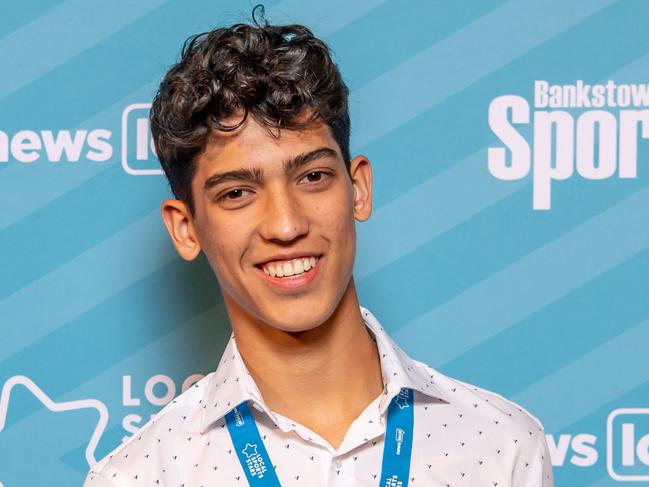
[[161, 116, 372, 333]]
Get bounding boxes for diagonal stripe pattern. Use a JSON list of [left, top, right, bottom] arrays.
[[1, 1, 649, 486]]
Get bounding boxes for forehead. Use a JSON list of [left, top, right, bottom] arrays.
[[197, 116, 340, 173]]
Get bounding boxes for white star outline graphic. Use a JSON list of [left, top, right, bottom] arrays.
[[0, 375, 108, 467], [242, 442, 259, 458], [394, 393, 410, 409]]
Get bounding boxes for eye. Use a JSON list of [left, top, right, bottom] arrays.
[[218, 188, 253, 202], [214, 188, 254, 209], [299, 171, 330, 184]]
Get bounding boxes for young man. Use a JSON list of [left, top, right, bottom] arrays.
[[84, 13, 553, 487]]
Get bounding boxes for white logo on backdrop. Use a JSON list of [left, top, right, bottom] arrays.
[[607, 408, 649, 481], [0, 102, 161, 175], [0, 375, 108, 466], [121, 103, 162, 176], [488, 80, 649, 209], [0, 129, 113, 163]]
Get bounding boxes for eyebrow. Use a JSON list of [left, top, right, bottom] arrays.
[[203, 147, 339, 192]]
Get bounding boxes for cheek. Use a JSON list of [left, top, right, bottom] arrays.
[[315, 180, 355, 218], [196, 217, 246, 277], [313, 188, 356, 248]]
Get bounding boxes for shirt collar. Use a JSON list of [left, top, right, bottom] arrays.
[[359, 306, 449, 413], [199, 333, 274, 434], [199, 306, 449, 434]]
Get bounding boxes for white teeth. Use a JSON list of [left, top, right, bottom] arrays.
[[261, 256, 319, 278]]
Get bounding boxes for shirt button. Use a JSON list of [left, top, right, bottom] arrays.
[[333, 458, 342, 469]]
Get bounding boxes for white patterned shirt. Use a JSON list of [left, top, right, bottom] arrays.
[[83, 307, 554, 486]]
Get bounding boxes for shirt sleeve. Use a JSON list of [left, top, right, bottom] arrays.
[[512, 431, 554, 487]]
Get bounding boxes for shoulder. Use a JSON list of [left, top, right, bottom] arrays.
[[414, 357, 546, 435], [415, 363, 554, 485], [453, 373, 544, 434], [85, 372, 215, 480], [428, 361, 547, 439]]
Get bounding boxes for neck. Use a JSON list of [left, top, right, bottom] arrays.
[[225, 279, 384, 448]]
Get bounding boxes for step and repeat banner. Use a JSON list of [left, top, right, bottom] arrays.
[[1, 1, 648, 485]]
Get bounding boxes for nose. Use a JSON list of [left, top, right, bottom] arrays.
[[258, 185, 309, 243]]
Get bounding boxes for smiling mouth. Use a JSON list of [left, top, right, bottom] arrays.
[[256, 256, 321, 278]]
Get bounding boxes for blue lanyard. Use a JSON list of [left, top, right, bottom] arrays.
[[225, 388, 414, 487]]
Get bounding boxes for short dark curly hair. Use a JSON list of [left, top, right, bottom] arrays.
[[150, 6, 351, 214]]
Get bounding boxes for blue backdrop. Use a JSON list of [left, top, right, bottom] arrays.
[[1, 1, 648, 485]]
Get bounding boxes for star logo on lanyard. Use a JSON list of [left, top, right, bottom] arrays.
[[242, 443, 259, 458], [394, 393, 410, 410]]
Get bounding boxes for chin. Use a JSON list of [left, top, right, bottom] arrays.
[[260, 300, 335, 334], [268, 312, 325, 334]]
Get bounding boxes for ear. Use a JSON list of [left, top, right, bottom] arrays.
[[349, 154, 373, 222], [160, 199, 202, 261]]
